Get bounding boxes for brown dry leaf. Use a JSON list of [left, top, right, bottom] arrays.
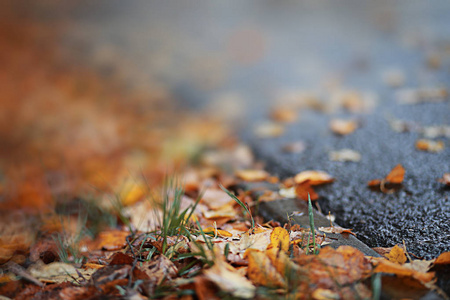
[[141, 255, 178, 285], [329, 119, 358, 135], [385, 164, 405, 184], [194, 276, 221, 300], [95, 230, 129, 251], [318, 226, 356, 237], [268, 227, 290, 252], [203, 250, 256, 299], [416, 139, 445, 152], [371, 257, 435, 284], [434, 251, 450, 265], [269, 107, 298, 123], [387, 245, 407, 265], [438, 173, 450, 186], [28, 261, 83, 284], [294, 170, 334, 185], [372, 246, 395, 257], [239, 228, 272, 252], [254, 122, 285, 138], [295, 246, 373, 291], [235, 169, 269, 182], [295, 181, 319, 201], [245, 249, 286, 288]]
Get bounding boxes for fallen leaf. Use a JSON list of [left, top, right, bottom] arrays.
[[235, 169, 269, 182], [268, 227, 290, 252], [415, 139, 445, 152], [434, 251, 450, 265], [254, 122, 285, 138], [278, 187, 297, 199], [294, 170, 334, 185], [119, 179, 146, 206], [109, 252, 134, 265], [202, 204, 236, 219], [269, 107, 298, 123], [329, 149, 361, 162], [245, 249, 286, 288], [329, 119, 358, 135], [368, 164, 405, 192], [371, 257, 435, 284], [281, 141, 306, 154], [201, 189, 235, 210], [372, 246, 395, 257], [265, 247, 299, 276], [438, 173, 450, 186], [239, 229, 272, 252], [203, 252, 255, 299], [141, 255, 178, 285], [318, 226, 356, 236], [385, 164, 405, 184], [28, 261, 80, 284], [312, 288, 340, 300], [194, 276, 221, 300], [95, 230, 129, 251], [295, 181, 319, 201], [367, 179, 382, 187], [387, 245, 407, 265], [202, 227, 233, 238]]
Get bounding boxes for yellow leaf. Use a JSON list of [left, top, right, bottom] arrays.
[[269, 227, 290, 252], [387, 245, 407, 265]]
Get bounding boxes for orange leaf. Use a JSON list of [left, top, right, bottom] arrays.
[[387, 245, 407, 265], [294, 170, 334, 185], [95, 230, 129, 251], [385, 164, 405, 184], [295, 181, 319, 201], [270, 107, 298, 123], [245, 249, 286, 288], [235, 169, 269, 182], [329, 119, 358, 135], [269, 227, 290, 252], [434, 251, 450, 265], [415, 139, 445, 152], [367, 179, 382, 187], [202, 227, 233, 237]]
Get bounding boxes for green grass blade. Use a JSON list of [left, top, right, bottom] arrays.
[[219, 184, 254, 229], [308, 193, 317, 254]]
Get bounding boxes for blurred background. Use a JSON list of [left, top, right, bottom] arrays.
[[1, 0, 449, 208]]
